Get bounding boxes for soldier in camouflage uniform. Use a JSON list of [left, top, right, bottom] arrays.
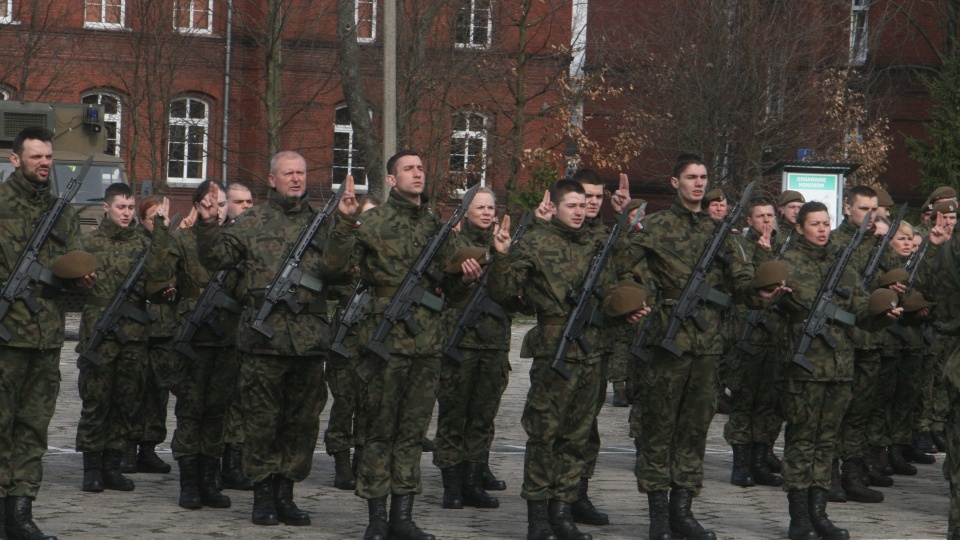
[[325, 151, 474, 540], [0, 127, 96, 540], [195, 151, 331, 527], [777, 191, 805, 249]]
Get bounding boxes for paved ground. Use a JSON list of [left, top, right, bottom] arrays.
[[29, 319, 949, 539]]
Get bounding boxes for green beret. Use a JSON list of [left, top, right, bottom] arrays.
[[704, 189, 725, 203], [751, 261, 789, 290], [444, 246, 490, 274], [603, 280, 650, 317], [868, 288, 899, 316], [934, 200, 958, 215], [779, 190, 805, 206], [51, 250, 98, 279], [924, 186, 957, 211], [877, 268, 910, 288]]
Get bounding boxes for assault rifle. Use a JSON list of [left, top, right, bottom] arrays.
[[173, 267, 243, 360], [862, 204, 907, 288], [887, 237, 932, 343], [367, 184, 480, 361], [330, 280, 371, 359], [735, 228, 792, 355], [250, 182, 346, 339], [0, 157, 93, 342], [789, 212, 871, 373], [443, 211, 533, 364]]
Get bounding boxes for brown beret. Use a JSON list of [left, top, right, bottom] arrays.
[[779, 190, 805, 206], [924, 186, 957, 211], [934, 200, 958, 215], [625, 199, 647, 214], [867, 288, 899, 316], [51, 250, 99, 279], [704, 189, 725, 203], [751, 261, 789, 290], [603, 280, 650, 317], [877, 268, 909, 288], [875, 187, 895, 208], [902, 291, 935, 313], [444, 246, 490, 274]]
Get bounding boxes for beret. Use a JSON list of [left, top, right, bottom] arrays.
[[867, 288, 899, 316], [875, 187, 895, 208], [902, 291, 935, 313], [779, 190, 805, 206], [444, 246, 490, 274], [751, 261, 789, 290], [877, 268, 909, 288], [704, 189, 725, 203], [933, 200, 958, 215], [51, 250, 98, 279], [603, 280, 650, 317]]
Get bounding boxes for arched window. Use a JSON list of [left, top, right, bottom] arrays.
[[1, 0, 13, 24], [333, 105, 367, 191], [449, 111, 488, 189], [82, 92, 122, 156], [167, 97, 209, 184]]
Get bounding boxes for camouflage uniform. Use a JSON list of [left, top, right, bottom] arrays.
[[196, 189, 331, 483], [323, 191, 468, 499], [220, 217, 246, 451], [0, 171, 84, 499], [324, 275, 366, 457]]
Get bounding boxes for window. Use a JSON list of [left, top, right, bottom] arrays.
[[175, 0, 212, 33], [333, 105, 367, 191], [167, 97, 209, 184], [455, 0, 492, 49], [0, 89, 8, 100], [449, 111, 488, 189], [85, 0, 125, 29], [1, 0, 13, 24], [850, 0, 868, 66], [81, 93, 122, 157], [356, 0, 376, 43]]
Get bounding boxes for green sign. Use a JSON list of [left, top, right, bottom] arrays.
[[787, 173, 837, 191]]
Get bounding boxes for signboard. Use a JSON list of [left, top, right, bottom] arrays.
[[784, 171, 844, 229]]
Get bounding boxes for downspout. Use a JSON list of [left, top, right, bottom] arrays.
[[221, 0, 234, 184]]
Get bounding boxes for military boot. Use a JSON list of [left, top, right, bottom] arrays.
[[4, 496, 57, 540], [102, 449, 134, 491], [826, 459, 846, 502], [647, 491, 673, 540], [863, 447, 893, 487], [462, 462, 499, 508], [439, 465, 463, 509], [251, 477, 279, 526], [840, 459, 884, 503], [730, 444, 755, 487], [888, 445, 918, 475], [220, 444, 253, 490], [137, 443, 171, 473], [482, 460, 506, 491], [548, 500, 592, 540], [333, 450, 356, 490], [766, 446, 783, 473], [914, 431, 937, 454], [668, 488, 716, 540], [905, 441, 936, 465], [177, 456, 202, 510], [527, 500, 558, 540], [876, 445, 893, 476], [933, 430, 948, 453], [611, 381, 629, 407], [808, 487, 850, 540], [364, 496, 389, 540], [0, 497, 6, 540], [275, 475, 310, 526], [786, 490, 817, 540], [199, 456, 231, 508], [570, 478, 608, 525], [388, 494, 435, 540], [119, 441, 138, 474], [81, 452, 104, 493], [751, 443, 782, 486]]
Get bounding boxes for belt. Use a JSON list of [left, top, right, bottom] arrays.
[[87, 296, 145, 309], [659, 289, 682, 301], [374, 286, 399, 298], [537, 315, 567, 326], [180, 287, 205, 300]]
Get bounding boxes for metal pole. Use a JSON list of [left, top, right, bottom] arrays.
[[221, 0, 234, 184], [383, 0, 396, 194]]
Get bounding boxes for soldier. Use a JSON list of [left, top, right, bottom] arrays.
[[326, 151, 475, 540], [705, 189, 728, 220], [611, 197, 648, 409], [226, 181, 255, 221], [194, 151, 331, 527], [0, 127, 96, 540], [874, 187, 894, 219], [777, 190, 805, 247]]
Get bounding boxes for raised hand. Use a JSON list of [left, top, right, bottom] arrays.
[[930, 212, 954, 245], [338, 175, 360, 216], [611, 173, 631, 213], [493, 214, 512, 254], [196, 181, 220, 224], [535, 190, 554, 221]]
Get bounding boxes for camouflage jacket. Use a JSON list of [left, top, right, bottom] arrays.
[[0, 170, 85, 349], [487, 216, 616, 362], [777, 216, 800, 251], [323, 191, 469, 357], [136, 222, 177, 338], [195, 189, 331, 357]]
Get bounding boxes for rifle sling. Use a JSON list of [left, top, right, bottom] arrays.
[[537, 315, 567, 326], [86, 296, 145, 308], [788, 307, 855, 326]]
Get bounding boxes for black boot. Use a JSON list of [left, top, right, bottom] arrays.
[[119, 442, 138, 474], [570, 477, 608, 525], [251, 477, 279, 526], [933, 430, 948, 453], [905, 439, 937, 464], [611, 381, 629, 407], [647, 491, 673, 540], [462, 462, 499, 508], [364, 496, 389, 540], [4, 496, 57, 540], [275, 475, 310, 526], [876, 445, 893, 476], [482, 460, 506, 491], [102, 449, 134, 491], [439, 465, 463, 509], [889, 445, 918, 475], [751, 443, 782, 487], [199, 456, 231, 508], [548, 499, 592, 540], [137, 443, 171, 474], [0, 497, 5, 540], [826, 459, 846, 502], [333, 450, 357, 490], [527, 500, 558, 540], [863, 447, 893, 487], [668, 488, 716, 540], [786, 489, 817, 540], [177, 456, 202, 510], [220, 444, 253, 490], [808, 487, 850, 540], [840, 459, 883, 503], [766, 446, 783, 473], [914, 431, 937, 454], [730, 444, 755, 487], [81, 452, 104, 493], [388, 494, 435, 540]]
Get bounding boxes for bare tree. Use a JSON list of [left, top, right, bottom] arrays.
[[0, 0, 81, 100]]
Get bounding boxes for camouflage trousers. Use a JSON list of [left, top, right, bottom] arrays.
[[944, 378, 960, 539], [76, 340, 147, 453], [0, 347, 60, 499], [581, 354, 609, 479], [356, 352, 440, 499], [633, 352, 719, 495], [870, 351, 924, 447], [521, 356, 601, 503], [221, 353, 244, 448], [170, 346, 239, 460], [239, 353, 326, 483], [134, 336, 175, 445], [608, 325, 631, 384], [433, 348, 509, 469], [838, 348, 881, 460], [919, 335, 953, 432], [780, 380, 852, 491], [324, 357, 365, 455], [723, 344, 783, 446]]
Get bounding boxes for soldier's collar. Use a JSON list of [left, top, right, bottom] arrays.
[[8, 170, 52, 203], [268, 189, 310, 213], [388, 190, 432, 216]]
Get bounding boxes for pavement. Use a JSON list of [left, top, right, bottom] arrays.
[[28, 319, 949, 539]]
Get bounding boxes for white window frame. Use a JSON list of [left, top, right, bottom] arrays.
[[0, 89, 9, 100], [356, 0, 377, 44], [173, 0, 213, 34], [850, 0, 869, 66], [332, 105, 368, 193], [84, 0, 126, 30], [81, 92, 123, 157], [0, 0, 15, 24], [449, 111, 488, 191], [167, 97, 210, 186], [455, 0, 492, 50]]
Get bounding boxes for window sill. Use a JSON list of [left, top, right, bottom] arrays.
[[83, 22, 129, 31]]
